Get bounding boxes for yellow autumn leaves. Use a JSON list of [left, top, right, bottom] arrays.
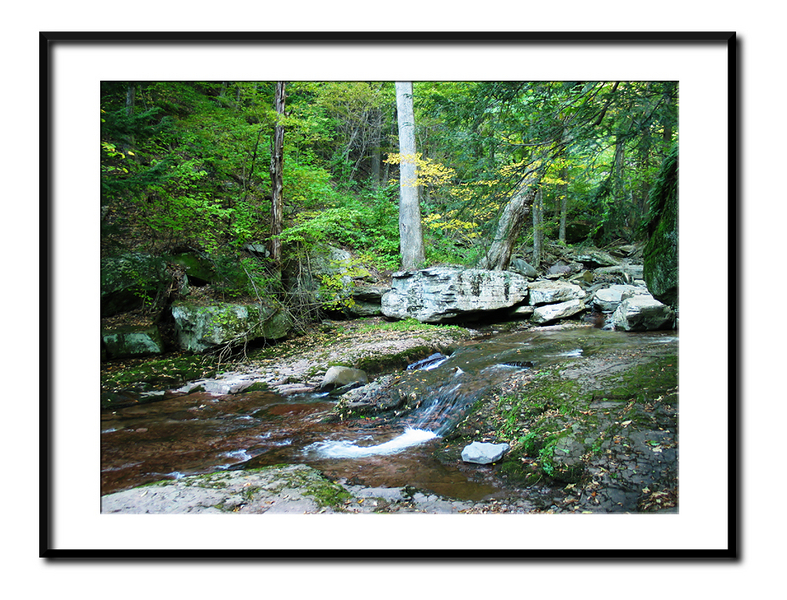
[[386, 152, 505, 242], [384, 152, 455, 188]]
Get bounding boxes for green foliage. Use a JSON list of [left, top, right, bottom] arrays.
[[317, 256, 371, 311], [278, 186, 401, 271], [101, 80, 678, 327]]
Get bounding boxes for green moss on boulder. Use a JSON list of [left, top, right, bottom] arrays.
[[170, 301, 292, 352], [102, 325, 165, 359]]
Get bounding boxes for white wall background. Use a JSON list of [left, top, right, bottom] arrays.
[[2, 2, 776, 598]]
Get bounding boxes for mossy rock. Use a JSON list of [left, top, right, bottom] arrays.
[[170, 301, 292, 353], [355, 345, 440, 374], [101, 253, 169, 317], [102, 325, 165, 359]]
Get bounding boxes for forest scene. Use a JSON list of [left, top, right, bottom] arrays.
[[100, 80, 679, 514]]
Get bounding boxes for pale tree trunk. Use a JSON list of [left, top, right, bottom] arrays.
[[532, 188, 544, 268], [477, 175, 538, 271], [269, 81, 286, 269], [123, 84, 136, 152], [558, 167, 568, 243], [395, 82, 425, 270]]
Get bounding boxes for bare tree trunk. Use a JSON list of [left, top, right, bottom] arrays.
[[269, 81, 286, 269], [558, 167, 568, 243], [532, 188, 544, 268], [477, 178, 538, 271], [125, 84, 135, 116], [395, 82, 425, 270]]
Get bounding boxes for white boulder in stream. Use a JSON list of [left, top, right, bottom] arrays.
[[381, 267, 529, 323], [320, 366, 369, 390], [461, 441, 510, 465]]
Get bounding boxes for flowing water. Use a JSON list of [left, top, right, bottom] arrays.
[[101, 326, 678, 501]]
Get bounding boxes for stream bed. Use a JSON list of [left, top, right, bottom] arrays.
[[101, 325, 678, 509]]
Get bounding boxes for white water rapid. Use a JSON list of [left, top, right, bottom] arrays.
[[307, 427, 438, 459]]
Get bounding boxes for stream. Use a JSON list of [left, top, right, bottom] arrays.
[[101, 326, 678, 502]]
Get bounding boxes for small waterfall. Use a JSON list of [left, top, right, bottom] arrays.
[[306, 347, 535, 459], [306, 427, 438, 459]]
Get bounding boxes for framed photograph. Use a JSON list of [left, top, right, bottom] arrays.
[[41, 31, 737, 558]]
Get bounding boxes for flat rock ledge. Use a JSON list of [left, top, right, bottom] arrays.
[[101, 464, 537, 514]]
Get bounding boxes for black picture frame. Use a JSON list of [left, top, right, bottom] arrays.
[[40, 31, 738, 560]]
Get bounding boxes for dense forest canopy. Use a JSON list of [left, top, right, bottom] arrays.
[[101, 80, 677, 319]]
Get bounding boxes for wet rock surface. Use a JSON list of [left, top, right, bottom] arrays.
[[101, 463, 538, 514]]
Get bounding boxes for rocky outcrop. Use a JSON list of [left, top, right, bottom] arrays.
[[101, 464, 352, 514], [286, 245, 359, 309], [101, 254, 169, 317], [170, 301, 291, 352], [643, 146, 679, 309], [381, 267, 529, 323], [612, 294, 676, 331], [100, 464, 506, 514]]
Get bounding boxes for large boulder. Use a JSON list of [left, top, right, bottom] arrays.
[[643, 146, 679, 309], [381, 267, 529, 323], [102, 325, 165, 359], [101, 254, 169, 317], [171, 301, 291, 352], [528, 280, 586, 306], [612, 294, 676, 331]]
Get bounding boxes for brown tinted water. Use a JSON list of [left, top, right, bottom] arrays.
[[101, 388, 503, 500]]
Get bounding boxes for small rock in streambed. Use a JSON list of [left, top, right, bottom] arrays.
[[461, 441, 510, 465], [320, 366, 369, 390]]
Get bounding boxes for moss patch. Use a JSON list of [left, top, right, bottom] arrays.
[[101, 352, 219, 397], [461, 348, 678, 488]]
